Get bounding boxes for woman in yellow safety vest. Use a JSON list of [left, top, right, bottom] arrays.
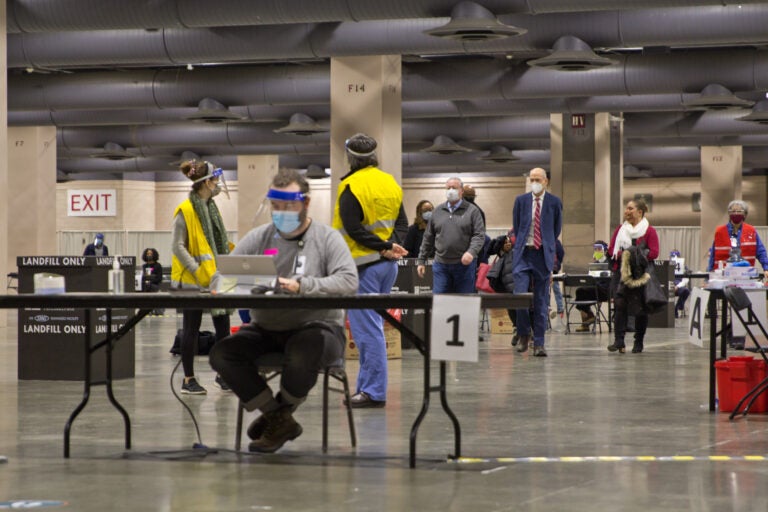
[[171, 160, 232, 395]]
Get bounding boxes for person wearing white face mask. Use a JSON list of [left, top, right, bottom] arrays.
[[210, 168, 358, 453], [510, 168, 563, 357], [171, 159, 232, 395], [417, 177, 486, 293]]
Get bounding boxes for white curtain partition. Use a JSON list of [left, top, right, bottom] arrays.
[[57, 226, 768, 274], [57, 231, 240, 268]]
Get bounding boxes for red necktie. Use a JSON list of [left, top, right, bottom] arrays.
[[533, 197, 542, 249]]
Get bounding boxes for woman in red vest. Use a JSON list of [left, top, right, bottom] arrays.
[[707, 200, 768, 279]]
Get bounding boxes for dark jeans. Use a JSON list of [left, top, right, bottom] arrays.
[[208, 322, 344, 406], [181, 309, 231, 377], [611, 272, 647, 347]]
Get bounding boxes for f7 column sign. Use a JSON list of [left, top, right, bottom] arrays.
[[67, 189, 117, 217]]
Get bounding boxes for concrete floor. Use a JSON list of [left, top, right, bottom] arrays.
[[1, 311, 767, 511]]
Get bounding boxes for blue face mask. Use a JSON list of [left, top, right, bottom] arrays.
[[272, 210, 301, 233]]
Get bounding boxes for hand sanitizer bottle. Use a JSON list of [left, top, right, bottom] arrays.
[[108, 256, 125, 293]]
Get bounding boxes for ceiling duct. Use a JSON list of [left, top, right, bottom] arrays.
[[527, 35, 614, 71], [423, 1, 526, 41], [623, 165, 652, 179], [183, 98, 244, 123], [683, 84, 754, 111], [169, 151, 202, 166], [273, 113, 328, 135], [421, 135, 474, 154], [88, 142, 134, 160], [736, 100, 768, 124], [304, 164, 330, 179], [479, 145, 519, 163]]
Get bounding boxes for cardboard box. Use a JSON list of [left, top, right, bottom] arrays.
[[345, 314, 402, 360], [490, 309, 515, 335]]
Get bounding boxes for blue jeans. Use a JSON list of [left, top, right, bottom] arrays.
[[347, 260, 398, 402], [551, 281, 564, 313], [432, 260, 477, 294]]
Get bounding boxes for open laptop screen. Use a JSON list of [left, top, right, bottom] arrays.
[[216, 255, 277, 294]]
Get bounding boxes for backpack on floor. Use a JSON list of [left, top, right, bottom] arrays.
[[170, 329, 217, 355]]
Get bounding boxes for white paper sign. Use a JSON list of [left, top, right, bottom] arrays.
[[67, 189, 117, 217], [430, 295, 480, 362], [687, 287, 709, 347]]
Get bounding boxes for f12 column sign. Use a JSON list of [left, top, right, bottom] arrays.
[[67, 189, 117, 217]]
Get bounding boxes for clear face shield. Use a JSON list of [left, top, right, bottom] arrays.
[[193, 162, 230, 199], [252, 188, 308, 229], [267, 189, 308, 233]]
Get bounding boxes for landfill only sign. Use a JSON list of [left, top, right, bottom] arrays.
[[0, 501, 68, 509]]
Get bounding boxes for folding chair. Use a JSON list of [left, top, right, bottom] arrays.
[[234, 352, 357, 453], [563, 275, 608, 334], [722, 287, 768, 419]]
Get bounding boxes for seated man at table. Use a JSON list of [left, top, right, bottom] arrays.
[[574, 240, 611, 332], [209, 168, 358, 453]]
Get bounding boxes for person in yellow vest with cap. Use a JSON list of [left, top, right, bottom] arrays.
[[171, 160, 232, 395], [332, 133, 408, 408]]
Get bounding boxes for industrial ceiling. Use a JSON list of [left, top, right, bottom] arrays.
[[8, 0, 768, 181]]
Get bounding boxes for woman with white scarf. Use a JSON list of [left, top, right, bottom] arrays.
[[606, 199, 659, 354]]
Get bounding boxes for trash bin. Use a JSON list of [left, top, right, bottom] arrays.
[[714, 356, 768, 413]]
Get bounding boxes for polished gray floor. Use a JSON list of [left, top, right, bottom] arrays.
[[1, 311, 767, 511]]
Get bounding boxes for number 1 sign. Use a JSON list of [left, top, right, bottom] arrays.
[[430, 295, 480, 362]]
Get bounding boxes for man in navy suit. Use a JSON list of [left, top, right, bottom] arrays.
[[511, 168, 563, 357]]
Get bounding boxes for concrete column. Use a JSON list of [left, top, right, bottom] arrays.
[[550, 113, 616, 269], [330, 55, 402, 214], [237, 155, 278, 239], [0, 3, 7, 328], [700, 146, 742, 269], [7, 126, 57, 260]]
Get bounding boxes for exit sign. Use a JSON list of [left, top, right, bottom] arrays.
[[571, 114, 586, 129], [67, 189, 117, 217]]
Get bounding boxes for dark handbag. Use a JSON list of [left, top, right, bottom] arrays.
[[486, 253, 508, 293], [642, 269, 667, 314], [475, 261, 496, 293]]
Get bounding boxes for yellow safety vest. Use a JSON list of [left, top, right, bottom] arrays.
[[171, 199, 217, 288], [333, 166, 403, 266]]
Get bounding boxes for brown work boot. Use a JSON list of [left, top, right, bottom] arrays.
[[247, 414, 268, 440], [248, 407, 303, 453]]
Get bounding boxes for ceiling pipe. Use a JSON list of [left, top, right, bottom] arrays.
[[11, 49, 768, 113], [9, 1, 767, 33], [11, 6, 768, 69]]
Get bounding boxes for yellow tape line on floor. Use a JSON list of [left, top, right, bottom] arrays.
[[453, 455, 768, 464]]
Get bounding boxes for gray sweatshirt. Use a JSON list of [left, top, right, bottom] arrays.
[[232, 220, 358, 331], [418, 200, 486, 264]]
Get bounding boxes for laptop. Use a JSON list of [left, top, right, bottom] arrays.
[[587, 262, 610, 277], [216, 255, 278, 294]]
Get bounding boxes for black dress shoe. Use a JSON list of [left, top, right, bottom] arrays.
[[533, 346, 547, 357], [607, 343, 625, 353], [347, 391, 386, 409], [511, 333, 520, 346], [516, 336, 530, 353], [632, 341, 644, 353]]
